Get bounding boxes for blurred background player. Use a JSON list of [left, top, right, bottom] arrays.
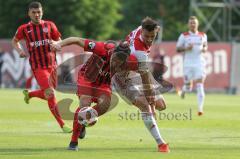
[[176, 16, 208, 116], [11, 1, 72, 132], [0, 46, 4, 88]]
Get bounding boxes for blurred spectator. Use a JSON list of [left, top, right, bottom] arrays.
[[0, 46, 4, 88]]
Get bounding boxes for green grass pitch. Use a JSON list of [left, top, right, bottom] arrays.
[[0, 89, 239, 159]]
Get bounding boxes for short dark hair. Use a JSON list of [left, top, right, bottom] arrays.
[[114, 41, 131, 61], [28, 1, 42, 10], [141, 17, 158, 31]]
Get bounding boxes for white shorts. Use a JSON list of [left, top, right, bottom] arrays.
[[183, 66, 206, 82], [112, 72, 164, 103]]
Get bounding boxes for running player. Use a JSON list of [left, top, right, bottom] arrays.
[[11, 1, 72, 133], [176, 16, 208, 116]]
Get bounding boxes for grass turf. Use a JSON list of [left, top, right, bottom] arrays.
[[0, 89, 239, 159]]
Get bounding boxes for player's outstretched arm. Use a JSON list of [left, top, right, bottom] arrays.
[[51, 37, 85, 51], [59, 37, 85, 47]]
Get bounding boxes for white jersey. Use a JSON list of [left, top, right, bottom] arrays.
[[176, 31, 207, 67]]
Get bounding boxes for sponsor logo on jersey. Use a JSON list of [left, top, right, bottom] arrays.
[[30, 39, 50, 47], [88, 42, 96, 50], [43, 27, 48, 33]]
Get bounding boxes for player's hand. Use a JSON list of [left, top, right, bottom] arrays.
[[19, 50, 27, 58], [147, 95, 155, 105], [185, 44, 193, 51], [50, 41, 61, 51]]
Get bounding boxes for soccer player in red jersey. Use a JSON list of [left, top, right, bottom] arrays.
[[51, 37, 131, 151], [124, 17, 170, 152], [11, 1, 72, 133], [52, 36, 169, 152]]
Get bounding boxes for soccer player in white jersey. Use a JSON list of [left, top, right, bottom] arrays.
[[113, 17, 170, 153], [176, 16, 208, 116]]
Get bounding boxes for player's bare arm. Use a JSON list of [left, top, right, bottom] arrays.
[[51, 37, 85, 51], [176, 44, 193, 53], [11, 37, 27, 58], [201, 42, 208, 53]]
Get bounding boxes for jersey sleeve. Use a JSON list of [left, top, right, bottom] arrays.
[[176, 34, 185, 48], [203, 33, 208, 46], [14, 25, 25, 41], [84, 39, 106, 56], [50, 22, 61, 41]]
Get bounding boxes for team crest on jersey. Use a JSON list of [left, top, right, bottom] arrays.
[[43, 27, 48, 33], [88, 42, 96, 50]]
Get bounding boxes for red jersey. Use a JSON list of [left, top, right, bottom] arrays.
[[126, 26, 151, 53], [79, 39, 115, 85], [14, 20, 61, 70]]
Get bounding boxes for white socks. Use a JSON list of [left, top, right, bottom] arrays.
[[141, 112, 165, 145], [196, 83, 205, 112]]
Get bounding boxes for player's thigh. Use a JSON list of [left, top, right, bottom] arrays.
[[97, 93, 112, 113], [48, 67, 57, 88], [94, 84, 111, 100], [134, 96, 152, 113], [193, 66, 206, 82], [183, 67, 194, 83], [33, 68, 52, 89], [79, 95, 93, 107], [77, 75, 94, 97]]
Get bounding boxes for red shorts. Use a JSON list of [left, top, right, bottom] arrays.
[[77, 74, 111, 99], [33, 67, 57, 90]]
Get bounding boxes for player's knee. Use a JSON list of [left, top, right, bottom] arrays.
[[98, 94, 111, 112], [134, 96, 151, 113], [44, 88, 55, 99], [79, 95, 92, 107], [156, 99, 166, 111]]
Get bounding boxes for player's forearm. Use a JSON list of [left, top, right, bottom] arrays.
[[140, 71, 154, 96], [11, 38, 24, 54], [59, 37, 85, 47], [176, 46, 185, 53], [202, 45, 208, 53]]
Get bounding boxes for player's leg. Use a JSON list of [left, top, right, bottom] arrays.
[[34, 68, 71, 132], [115, 78, 169, 152], [178, 67, 193, 99], [68, 107, 82, 151], [76, 76, 97, 139], [92, 94, 111, 116], [134, 96, 169, 152], [29, 90, 46, 99], [23, 72, 48, 104], [23, 74, 46, 104], [92, 84, 112, 116], [79, 95, 92, 108], [154, 94, 167, 111], [194, 66, 206, 115], [77, 95, 93, 139]]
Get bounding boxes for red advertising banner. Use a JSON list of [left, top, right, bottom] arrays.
[[0, 40, 232, 90], [151, 42, 232, 90]]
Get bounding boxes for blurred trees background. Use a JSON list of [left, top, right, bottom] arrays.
[[1, 0, 238, 41], [0, 0, 191, 41]]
